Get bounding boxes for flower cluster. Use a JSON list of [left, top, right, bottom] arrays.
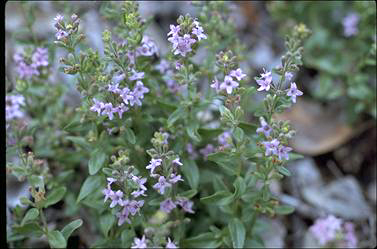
[[342, 12, 360, 37], [155, 59, 181, 93], [102, 175, 146, 226], [53, 14, 80, 41], [13, 48, 49, 80], [136, 35, 159, 57], [6, 94, 25, 121], [309, 215, 358, 248], [89, 76, 149, 120], [167, 18, 207, 57], [210, 68, 246, 94], [160, 196, 194, 214], [131, 235, 178, 249]]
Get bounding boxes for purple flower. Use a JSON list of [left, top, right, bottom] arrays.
[[172, 157, 183, 167], [116, 207, 131, 226], [107, 83, 121, 94], [192, 26, 207, 41], [344, 222, 357, 248], [342, 12, 359, 37], [90, 98, 104, 116], [120, 87, 133, 105], [186, 143, 198, 159], [113, 103, 129, 119], [113, 73, 125, 84], [166, 237, 178, 249], [32, 48, 49, 67], [129, 70, 145, 81], [172, 34, 196, 57], [256, 117, 272, 137], [285, 72, 294, 82], [128, 93, 142, 107], [230, 68, 246, 81], [131, 175, 147, 191], [16, 61, 39, 80], [199, 144, 215, 160], [286, 82, 303, 103], [218, 131, 232, 147], [256, 69, 272, 91], [102, 187, 114, 202], [107, 177, 117, 186], [210, 77, 221, 93], [131, 235, 147, 249], [160, 198, 177, 213], [109, 190, 124, 208], [168, 34, 180, 50], [263, 139, 280, 156], [137, 36, 158, 56], [156, 59, 170, 73], [54, 14, 64, 24], [309, 215, 343, 246], [127, 51, 136, 65], [133, 81, 149, 98], [175, 61, 183, 70], [176, 197, 194, 213], [169, 173, 184, 184], [124, 200, 144, 216], [277, 145, 292, 160], [153, 176, 172, 195], [131, 190, 146, 198], [55, 30, 68, 40], [6, 95, 25, 121], [167, 24, 181, 37], [146, 158, 162, 174], [220, 75, 239, 94], [102, 102, 115, 120]]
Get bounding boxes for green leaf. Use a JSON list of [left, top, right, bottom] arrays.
[[48, 230, 67, 249], [29, 175, 45, 190], [229, 218, 246, 249], [238, 121, 257, 135], [149, 196, 165, 206], [124, 128, 136, 145], [233, 127, 244, 142], [201, 190, 234, 205], [77, 175, 102, 203], [66, 136, 91, 150], [207, 152, 238, 175], [277, 166, 291, 177], [44, 186, 67, 208], [13, 222, 44, 237], [100, 213, 115, 237], [61, 219, 83, 241], [288, 152, 304, 161], [181, 159, 199, 190], [121, 228, 135, 247], [167, 107, 185, 128], [21, 208, 39, 226], [181, 232, 222, 248], [233, 177, 246, 199], [275, 204, 295, 215], [88, 149, 107, 175], [186, 122, 202, 142], [20, 196, 34, 206], [177, 189, 197, 199]]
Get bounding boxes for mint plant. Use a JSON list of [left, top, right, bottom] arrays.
[[7, 2, 312, 248]]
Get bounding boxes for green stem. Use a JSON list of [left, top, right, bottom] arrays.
[[39, 208, 48, 235]]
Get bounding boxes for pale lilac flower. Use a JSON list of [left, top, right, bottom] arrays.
[[54, 14, 64, 24], [285, 72, 294, 82], [107, 83, 121, 94], [131, 175, 147, 191], [127, 51, 136, 65], [218, 131, 232, 147], [129, 71, 145, 81], [146, 158, 162, 174], [173, 34, 196, 57], [133, 81, 149, 98], [263, 139, 280, 156], [344, 222, 357, 248], [186, 143, 198, 159], [210, 77, 221, 93], [113, 73, 125, 84], [169, 173, 184, 184], [102, 187, 114, 202], [55, 30, 68, 40], [168, 34, 180, 50], [277, 145, 292, 160], [153, 176, 172, 195], [107, 177, 117, 186], [172, 157, 183, 167], [131, 235, 147, 249], [342, 12, 360, 37], [166, 237, 178, 249], [16, 61, 39, 79], [125, 200, 144, 216], [167, 24, 181, 37], [116, 207, 131, 226], [90, 98, 104, 116], [32, 48, 49, 67], [256, 69, 272, 91], [6, 95, 25, 121], [128, 93, 142, 107], [199, 144, 215, 160], [131, 190, 146, 198], [156, 59, 170, 73], [230, 68, 246, 81], [220, 75, 239, 94], [120, 87, 133, 105], [256, 117, 272, 137], [309, 215, 343, 246], [175, 61, 183, 70], [176, 197, 194, 213], [286, 82, 303, 103], [192, 25, 207, 41], [109, 190, 124, 208], [113, 103, 129, 119], [102, 102, 115, 120], [160, 198, 177, 213], [137, 36, 158, 56], [162, 132, 170, 145]]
